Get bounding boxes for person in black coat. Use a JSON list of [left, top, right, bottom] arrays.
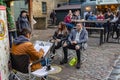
[[17, 10, 31, 36]]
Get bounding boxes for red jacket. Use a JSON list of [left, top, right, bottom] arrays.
[[64, 15, 71, 23], [97, 15, 104, 20]]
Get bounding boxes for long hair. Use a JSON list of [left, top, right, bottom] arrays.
[[57, 22, 68, 35]]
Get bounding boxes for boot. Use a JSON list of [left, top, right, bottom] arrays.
[[60, 59, 68, 65]]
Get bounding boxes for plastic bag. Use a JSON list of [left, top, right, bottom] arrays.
[[69, 57, 77, 66]]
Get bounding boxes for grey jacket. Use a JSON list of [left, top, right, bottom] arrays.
[[17, 16, 31, 32], [68, 27, 88, 44]]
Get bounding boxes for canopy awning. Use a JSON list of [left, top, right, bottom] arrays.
[[55, 4, 81, 10]]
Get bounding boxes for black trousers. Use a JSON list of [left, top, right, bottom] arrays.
[[52, 41, 62, 54], [63, 44, 81, 63]]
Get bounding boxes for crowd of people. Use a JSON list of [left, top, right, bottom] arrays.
[[8, 10, 88, 73], [49, 8, 120, 69], [8, 8, 120, 74], [63, 8, 120, 40]]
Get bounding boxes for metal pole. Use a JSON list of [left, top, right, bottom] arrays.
[[28, 0, 33, 30]]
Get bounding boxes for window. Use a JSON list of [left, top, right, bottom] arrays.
[[90, 0, 96, 1], [69, 0, 81, 4], [42, 2, 47, 13]]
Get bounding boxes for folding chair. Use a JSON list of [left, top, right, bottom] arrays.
[[10, 53, 48, 80]]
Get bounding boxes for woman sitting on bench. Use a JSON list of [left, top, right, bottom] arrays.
[[50, 22, 69, 58]]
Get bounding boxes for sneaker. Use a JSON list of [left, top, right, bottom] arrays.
[[50, 54, 55, 59], [60, 59, 68, 65], [76, 62, 81, 69]]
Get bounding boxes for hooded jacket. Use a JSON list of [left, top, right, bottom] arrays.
[[11, 35, 44, 71]]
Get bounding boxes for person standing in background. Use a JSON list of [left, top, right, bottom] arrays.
[[17, 10, 31, 36], [50, 10, 57, 25]]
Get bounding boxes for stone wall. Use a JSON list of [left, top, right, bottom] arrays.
[[33, 0, 67, 29], [34, 17, 47, 29]]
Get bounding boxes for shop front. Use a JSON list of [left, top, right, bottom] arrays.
[[96, 4, 120, 13], [96, 0, 120, 13]]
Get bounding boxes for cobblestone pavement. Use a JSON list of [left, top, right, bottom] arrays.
[[31, 28, 120, 80]]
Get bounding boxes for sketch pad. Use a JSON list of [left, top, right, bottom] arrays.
[[34, 41, 52, 57]]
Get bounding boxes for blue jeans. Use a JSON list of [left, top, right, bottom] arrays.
[[65, 23, 74, 31], [9, 31, 17, 48], [40, 58, 51, 66], [96, 23, 103, 27]]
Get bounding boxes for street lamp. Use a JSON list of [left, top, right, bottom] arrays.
[[85, 6, 91, 11]]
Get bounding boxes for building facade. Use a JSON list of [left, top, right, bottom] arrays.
[[33, 0, 68, 18], [13, 1, 28, 21], [55, 0, 96, 24], [8, 0, 68, 29], [32, 0, 68, 29]]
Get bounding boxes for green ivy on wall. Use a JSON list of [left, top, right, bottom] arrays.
[[0, 0, 6, 6]]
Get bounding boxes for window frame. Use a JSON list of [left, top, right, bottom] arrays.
[[41, 1, 47, 14], [90, 0, 96, 1]]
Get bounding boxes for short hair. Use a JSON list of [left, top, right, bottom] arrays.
[[20, 29, 31, 36], [76, 22, 83, 26]]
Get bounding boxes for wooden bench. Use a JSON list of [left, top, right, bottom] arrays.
[[85, 27, 105, 45]]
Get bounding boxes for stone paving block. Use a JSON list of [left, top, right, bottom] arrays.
[[116, 63, 120, 66], [113, 66, 120, 69], [111, 69, 120, 75], [108, 75, 118, 80]]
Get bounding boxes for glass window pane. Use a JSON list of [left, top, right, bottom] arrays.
[[42, 2, 47, 13]]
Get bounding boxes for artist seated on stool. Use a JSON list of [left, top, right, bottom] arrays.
[[11, 28, 44, 71], [61, 23, 88, 69]]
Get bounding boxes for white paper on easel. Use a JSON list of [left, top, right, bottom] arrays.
[[34, 42, 52, 57]]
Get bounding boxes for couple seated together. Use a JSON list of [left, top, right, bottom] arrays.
[[51, 22, 88, 69]]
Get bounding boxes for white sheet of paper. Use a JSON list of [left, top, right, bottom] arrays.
[[34, 41, 52, 57], [32, 66, 48, 76]]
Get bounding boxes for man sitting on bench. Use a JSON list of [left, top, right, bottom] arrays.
[[60, 23, 88, 69]]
